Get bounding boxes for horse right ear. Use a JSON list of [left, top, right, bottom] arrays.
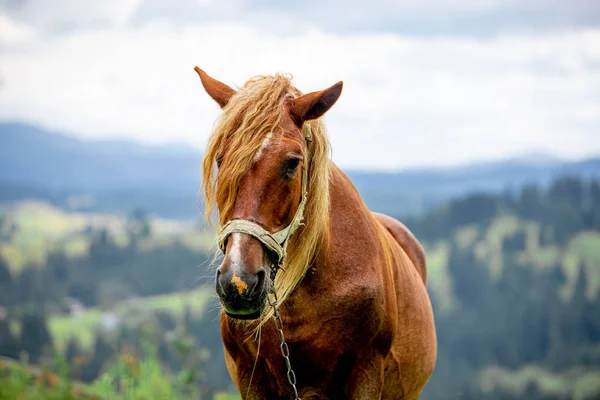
[[194, 67, 236, 108], [289, 81, 343, 125]]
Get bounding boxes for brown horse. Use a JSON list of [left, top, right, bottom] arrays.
[[194, 67, 437, 399]]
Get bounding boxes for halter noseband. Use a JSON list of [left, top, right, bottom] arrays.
[[217, 123, 313, 277]]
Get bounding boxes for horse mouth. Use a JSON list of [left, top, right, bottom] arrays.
[[224, 307, 263, 320], [218, 284, 268, 320]]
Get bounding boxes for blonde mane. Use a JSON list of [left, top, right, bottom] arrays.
[[201, 74, 331, 325]]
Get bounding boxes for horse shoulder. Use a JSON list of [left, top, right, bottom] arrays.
[[371, 211, 428, 285]]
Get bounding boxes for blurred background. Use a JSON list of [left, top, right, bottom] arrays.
[[1, 0, 600, 399]]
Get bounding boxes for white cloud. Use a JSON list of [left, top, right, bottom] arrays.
[[7, 0, 599, 38], [0, 13, 599, 169], [0, 13, 39, 48], [5, 0, 142, 30], [387, 0, 507, 15]]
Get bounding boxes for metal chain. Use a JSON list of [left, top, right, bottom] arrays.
[[267, 278, 301, 400]]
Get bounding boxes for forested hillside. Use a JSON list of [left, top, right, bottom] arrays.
[[0, 176, 599, 399], [412, 177, 600, 399]]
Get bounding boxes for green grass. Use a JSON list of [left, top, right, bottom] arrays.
[[424, 241, 454, 313], [113, 288, 212, 317], [136, 231, 216, 254], [180, 231, 218, 253], [574, 371, 600, 400], [524, 222, 539, 253], [561, 231, 600, 301], [62, 237, 91, 259], [1, 201, 216, 274], [0, 339, 217, 400], [485, 215, 521, 278], [49, 288, 213, 352], [479, 364, 600, 399], [0, 355, 99, 399], [522, 246, 560, 269], [453, 225, 479, 250], [12, 202, 88, 241], [49, 311, 103, 352], [426, 215, 525, 309], [425, 216, 600, 310], [425, 214, 600, 313], [1, 351, 241, 399], [515, 222, 562, 269], [1, 202, 104, 272], [213, 394, 241, 400], [486, 215, 520, 248]]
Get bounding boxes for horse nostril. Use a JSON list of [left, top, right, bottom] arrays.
[[216, 268, 225, 293], [256, 268, 266, 285]]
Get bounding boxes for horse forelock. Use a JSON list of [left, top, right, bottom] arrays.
[[201, 73, 332, 328]]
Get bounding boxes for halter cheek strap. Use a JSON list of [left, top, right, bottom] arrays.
[[217, 123, 313, 272]]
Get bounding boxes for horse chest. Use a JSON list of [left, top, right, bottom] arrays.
[[244, 289, 388, 396], [287, 282, 388, 347], [237, 326, 348, 399], [221, 268, 393, 398]]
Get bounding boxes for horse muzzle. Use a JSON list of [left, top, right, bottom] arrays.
[[216, 267, 268, 320]]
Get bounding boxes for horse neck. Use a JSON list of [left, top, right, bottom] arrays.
[[306, 162, 380, 279]]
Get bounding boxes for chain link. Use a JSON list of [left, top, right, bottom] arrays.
[[267, 281, 301, 400]]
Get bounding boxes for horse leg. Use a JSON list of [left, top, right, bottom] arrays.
[[344, 354, 385, 399], [223, 344, 275, 399], [235, 367, 273, 400]]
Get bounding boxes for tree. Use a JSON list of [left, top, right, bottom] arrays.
[[0, 255, 12, 305], [89, 228, 121, 266], [46, 250, 70, 281], [502, 230, 527, 252], [81, 334, 114, 382], [447, 243, 492, 307], [561, 264, 589, 347], [65, 336, 83, 364], [548, 176, 583, 211], [519, 184, 543, 221], [129, 208, 152, 241], [19, 309, 53, 363], [0, 255, 11, 284], [14, 268, 45, 305], [588, 179, 600, 230], [0, 318, 19, 359]]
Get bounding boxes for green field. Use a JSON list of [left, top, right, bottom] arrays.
[[49, 288, 213, 352], [0, 201, 216, 274], [480, 364, 600, 400], [3, 197, 600, 400], [6, 201, 600, 355]]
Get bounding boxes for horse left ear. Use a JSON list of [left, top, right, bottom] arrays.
[[194, 66, 236, 108], [290, 81, 343, 125]]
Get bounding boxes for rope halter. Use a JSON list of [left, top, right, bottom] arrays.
[[217, 123, 313, 277]]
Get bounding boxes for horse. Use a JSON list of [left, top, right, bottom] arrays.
[[194, 66, 437, 399]]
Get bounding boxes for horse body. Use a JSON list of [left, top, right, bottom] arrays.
[[221, 165, 436, 399], [193, 67, 437, 399]]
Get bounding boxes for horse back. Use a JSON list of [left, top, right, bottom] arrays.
[[371, 212, 427, 285]]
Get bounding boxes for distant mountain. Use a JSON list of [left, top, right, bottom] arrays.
[[1, 121, 599, 218], [0, 122, 202, 193], [346, 153, 600, 215]]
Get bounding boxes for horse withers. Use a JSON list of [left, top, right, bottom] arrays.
[[195, 67, 437, 399]]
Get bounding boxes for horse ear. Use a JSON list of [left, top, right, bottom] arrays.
[[290, 81, 343, 124], [194, 66, 236, 108]]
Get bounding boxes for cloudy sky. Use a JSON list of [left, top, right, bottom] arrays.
[[1, 0, 599, 170]]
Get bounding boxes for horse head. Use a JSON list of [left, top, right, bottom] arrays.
[[195, 67, 342, 319]]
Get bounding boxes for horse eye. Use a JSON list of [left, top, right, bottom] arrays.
[[282, 157, 301, 178]]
